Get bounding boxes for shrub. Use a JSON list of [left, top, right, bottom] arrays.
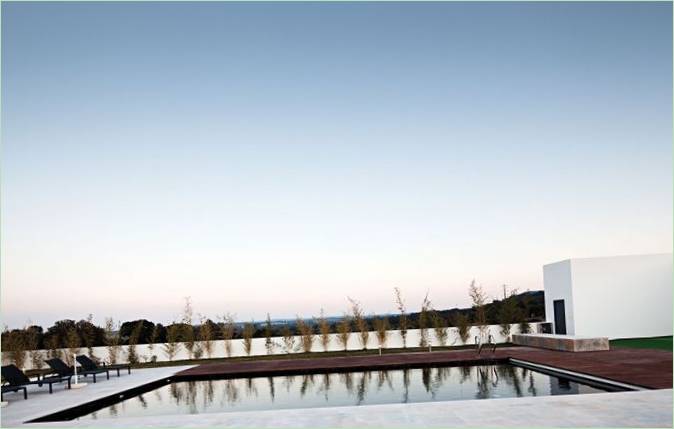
[[394, 287, 408, 348], [25, 325, 43, 369]]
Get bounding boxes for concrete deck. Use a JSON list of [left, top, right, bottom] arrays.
[[17, 389, 674, 428], [1, 366, 194, 427]]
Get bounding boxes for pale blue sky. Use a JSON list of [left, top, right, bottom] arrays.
[[2, 2, 672, 328]]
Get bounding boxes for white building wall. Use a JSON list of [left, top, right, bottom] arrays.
[[542, 259, 576, 335], [544, 253, 672, 339]]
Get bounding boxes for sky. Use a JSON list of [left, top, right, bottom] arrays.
[[2, 2, 672, 329]]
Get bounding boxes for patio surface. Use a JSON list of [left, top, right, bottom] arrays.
[[177, 347, 673, 389]]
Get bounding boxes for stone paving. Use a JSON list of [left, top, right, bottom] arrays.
[[15, 389, 674, 428]]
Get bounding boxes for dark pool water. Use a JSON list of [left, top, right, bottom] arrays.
[[81, 364, 608, 420]]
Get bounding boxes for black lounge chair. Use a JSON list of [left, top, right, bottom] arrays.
[[2, 384, 27, 400], [45, 358, 109, 383], [76, 355, 131, 377], [1, 364, 71, 395]]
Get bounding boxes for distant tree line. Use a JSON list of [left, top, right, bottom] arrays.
[[2, 286, 544, 368]]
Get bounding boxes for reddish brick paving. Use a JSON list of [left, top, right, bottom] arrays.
[[175, 346, 672, 389]]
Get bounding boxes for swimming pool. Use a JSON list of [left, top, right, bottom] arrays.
[[74, 364, 611, 421]]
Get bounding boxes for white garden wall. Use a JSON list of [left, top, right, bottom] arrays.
[[3, 323, 540, 370]]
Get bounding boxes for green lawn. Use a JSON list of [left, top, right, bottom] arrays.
[[610, 336, 673, 351]]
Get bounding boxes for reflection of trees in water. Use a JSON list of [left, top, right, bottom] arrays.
[[170, 382, 183, 404], [186, 381, 198, 413], [340, 372, 355, 396], [421, 368, 431, 393], [527, 371, 537, 396], [268, 377, 275, 402], [224, 379, 240, 405], [356, 371, 370, 405], [497, 365, 522, 397], [475, 366, 494, 399], [459, 365, 472, 383], [300, 374, 315, 398], [376, 371, 393, 392], [401, 369, 410, 403], [245, 378, 258, 398], [154, 387, 163, 403], [428, 367, 450, 399], [109, 404, 118, 417], [137, 394, 148, 409], [203, 380, 214, 408], [317, 373, 331, 401], [283, 376, 295, 393]]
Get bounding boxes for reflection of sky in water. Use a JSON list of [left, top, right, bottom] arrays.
[[81, 365, 607, 420]]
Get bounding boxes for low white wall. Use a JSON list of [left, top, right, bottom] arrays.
[[3, 323, 540, 370]]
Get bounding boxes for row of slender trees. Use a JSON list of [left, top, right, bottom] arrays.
[[3, 283, 536, 369]]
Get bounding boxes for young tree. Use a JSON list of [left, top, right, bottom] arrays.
[[348, 298, 369, 349], [431, 311, 448, 346], [498, 287, 519, 339], [296, 317, 314, 353], [336, 315, 351, 351], [65, 327, 81, 365], [394, 287, 408, 348], [105, 317, 122, 364], [373, 316, 389, 348], [127, 321, 143, 364], [281, 324, 295, 354], [242, 321, 255, 356], [181, 297, 196, 359], [220, 313, 236, 357], [25, 325, 44, 369], [317, 309, 331, 352], [453, 312, 470, 345], [198, 316, 218, 358], [264, 313, 274, 355], [80, 314, 97, 359], [469, 280, 488, 338], [418, 293, 431, 347], [147, 323, 160, 361], [3, 327, 27, 369], [163, 323, 181, 361]]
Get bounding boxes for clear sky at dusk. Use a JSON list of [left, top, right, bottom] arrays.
[[2, 2, 671, 328]]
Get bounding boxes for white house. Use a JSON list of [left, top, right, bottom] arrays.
[[543, 253, 672, 339]]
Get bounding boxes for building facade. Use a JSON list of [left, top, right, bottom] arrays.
[[543, 253, 672, 339]]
